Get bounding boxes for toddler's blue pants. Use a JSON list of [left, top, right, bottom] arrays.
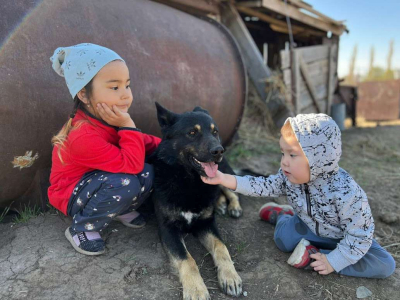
[[67, 164, 154, 232], [275, 214, 396, 278]]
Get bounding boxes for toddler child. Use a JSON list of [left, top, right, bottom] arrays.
[[202, 114, 395, 278]]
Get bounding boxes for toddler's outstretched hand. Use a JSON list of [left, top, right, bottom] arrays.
[[201, 171, 238, 190], [201, 170, 224, 185], [310, 253, 334, 275], [96, 103, 136, 128]]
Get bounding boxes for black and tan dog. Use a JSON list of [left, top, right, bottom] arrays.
[[148, 103, 242, 299]]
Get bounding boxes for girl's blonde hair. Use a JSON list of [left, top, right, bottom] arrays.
[[51, 81, 94, 163]]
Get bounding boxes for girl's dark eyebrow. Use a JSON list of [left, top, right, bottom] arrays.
[[106, 78, 130, 83]]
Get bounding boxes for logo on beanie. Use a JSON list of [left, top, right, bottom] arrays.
[[76, 71, 85, 79], [77, 49, 87, 56], [65, 61, 71, 70], [87, 59, 96, 71]]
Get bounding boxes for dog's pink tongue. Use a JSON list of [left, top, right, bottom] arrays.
[[201, 162, 218, 178]]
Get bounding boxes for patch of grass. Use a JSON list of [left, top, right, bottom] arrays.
[[0, 206, 11, 223], [46, 203, 59, 215], [350, 135, 400, 163], [226, 135, 280, 165], [14, 205, 42, 223], [226, 144, 254, 164], [233, 241, 249, 257]]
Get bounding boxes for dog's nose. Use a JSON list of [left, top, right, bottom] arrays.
[[210, 146, 224, 156]]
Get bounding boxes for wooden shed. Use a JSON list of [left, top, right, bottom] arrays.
[[155, 0, 348, 119]]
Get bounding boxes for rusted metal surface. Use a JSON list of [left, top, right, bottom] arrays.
[[0, 0, 247, 207], [357, 80, 400, 121]]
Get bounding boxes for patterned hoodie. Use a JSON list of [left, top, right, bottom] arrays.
[[235, 114, 374, 272]]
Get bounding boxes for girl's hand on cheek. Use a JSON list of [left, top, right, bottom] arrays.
[[96, 103, 135, 128]]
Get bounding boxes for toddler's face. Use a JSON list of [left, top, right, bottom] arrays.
[[89, 60, 133, 115], [279, 135, 310, 184]]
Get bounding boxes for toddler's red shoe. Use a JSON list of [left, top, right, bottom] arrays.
[[287, 238, 319, 268], [259, 202, 294, 225]]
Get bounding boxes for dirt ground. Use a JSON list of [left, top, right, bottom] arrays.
[[1, 113, 400, 299]]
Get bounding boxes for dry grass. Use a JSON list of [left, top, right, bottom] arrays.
[[226, 83, 280, 165]]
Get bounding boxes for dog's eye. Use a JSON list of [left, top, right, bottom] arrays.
[[213, 130, 218, 135]]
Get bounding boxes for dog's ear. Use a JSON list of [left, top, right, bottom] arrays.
[[193, 106, 210, 115], [155, 102, 179, 128]]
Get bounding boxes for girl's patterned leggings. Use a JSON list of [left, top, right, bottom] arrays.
[[67, 164, 154, 232]]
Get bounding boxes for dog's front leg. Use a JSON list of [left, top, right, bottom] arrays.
[[220, 186, 242, 218], [198, 230, 242, 297], [160, 226, 210, 300]]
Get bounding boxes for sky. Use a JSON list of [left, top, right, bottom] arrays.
[[305, 0, 400, 78]]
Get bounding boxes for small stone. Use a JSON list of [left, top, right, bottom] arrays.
[[243, 291, 248, 297], [379, 213, 399, 224], [356, 286, 372, 299]]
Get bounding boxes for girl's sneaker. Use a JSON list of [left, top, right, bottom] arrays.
[[65, 227, 105, 256], [116, 211, 146, 229], [287, 238, 319, 268], [259, 202, 294, 225]]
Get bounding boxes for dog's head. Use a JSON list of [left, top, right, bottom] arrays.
[[155, 102, 224, 178]]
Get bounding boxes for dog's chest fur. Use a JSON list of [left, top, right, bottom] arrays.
[[152, 161, 218, 228]]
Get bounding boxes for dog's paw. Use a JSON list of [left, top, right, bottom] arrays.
[[215, 195, 227, 215], [182, 280, 210, 300], [228, 202, 243, 218], [218, 267, 242, 297]]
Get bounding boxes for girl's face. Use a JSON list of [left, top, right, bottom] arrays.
[[280, 135, 310, 185], [85, 60, 133, 116]]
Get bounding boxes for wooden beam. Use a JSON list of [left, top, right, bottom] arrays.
[[153, 0, 220, 15], [221, 3, 271, 102], [261, 0, 345, 35], [235, 1, 262, 7], [291, 49, 301, 114], [269, 23, 301, 35], [288, 0, 344, 27], [237, 6, 288, 27], [221, 3, 293, 127], [327, 45, 335, 115], [299, 55, 322, 113], [236, 6, 326, 37], [281, 45, 330, 69]]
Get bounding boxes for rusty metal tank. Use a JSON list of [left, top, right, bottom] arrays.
[[0, 0, 246, 209]]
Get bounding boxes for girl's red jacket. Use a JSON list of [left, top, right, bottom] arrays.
[[48, 109, 161, 215]]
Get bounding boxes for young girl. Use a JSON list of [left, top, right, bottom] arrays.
[[48, 43, 161, 255], [202, 114, 396, 278]]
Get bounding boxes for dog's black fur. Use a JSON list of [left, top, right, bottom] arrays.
[[148, 103, 242, 299]]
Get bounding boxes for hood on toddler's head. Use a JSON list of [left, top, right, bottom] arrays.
[[286, 114, 342, 182]]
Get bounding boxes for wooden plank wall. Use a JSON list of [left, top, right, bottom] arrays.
[[281, 44, 337, 115]]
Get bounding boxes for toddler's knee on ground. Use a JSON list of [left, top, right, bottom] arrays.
[[379, 255, 396, 278], [360, 249, 397, 278], [273, 233, 296, 253]]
